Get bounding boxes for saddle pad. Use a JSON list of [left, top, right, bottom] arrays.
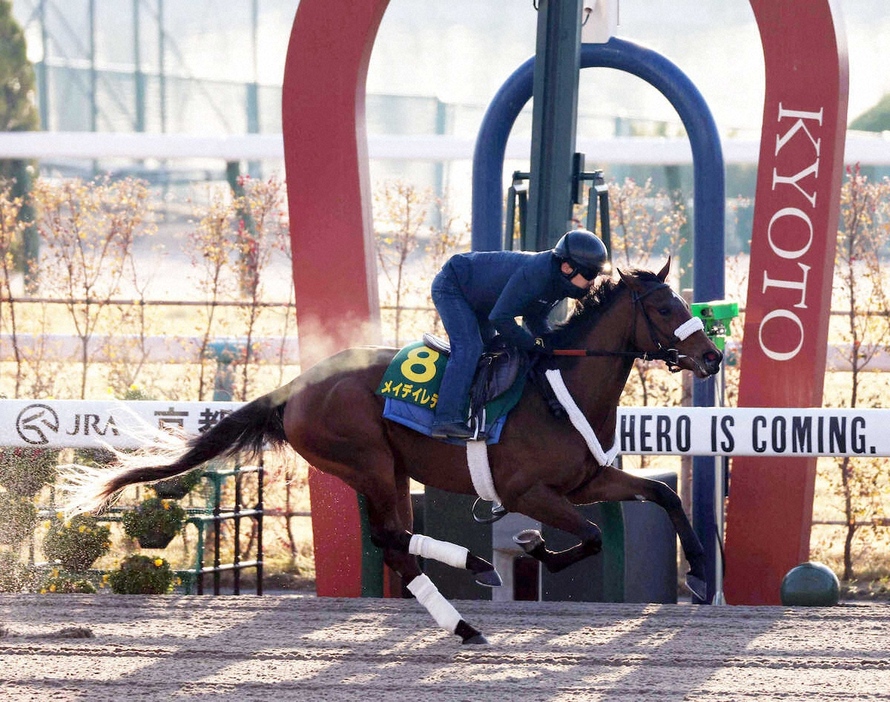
[[376, 340, 527, 440], [383, 398, 509, 445], [376, 341, 447, 411]]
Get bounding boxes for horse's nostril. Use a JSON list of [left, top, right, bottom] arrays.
[[704, 351, 723, 364]]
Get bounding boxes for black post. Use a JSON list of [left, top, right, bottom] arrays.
[[233, 468, 242, 595], [526, 0, 583, 252], [256, 456, 264, 596]]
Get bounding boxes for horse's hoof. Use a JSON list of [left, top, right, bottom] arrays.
[[513, 529, 544, 553], [686, 572, 709, 602], [461, 633, 489, 645], [475, 568, 502, 588]]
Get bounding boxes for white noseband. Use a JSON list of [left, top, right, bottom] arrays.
[[674, 316, 704, 341]]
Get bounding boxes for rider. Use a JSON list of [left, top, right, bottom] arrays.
[[430, 228, 609, 439]]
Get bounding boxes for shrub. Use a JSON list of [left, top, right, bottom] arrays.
[[152, 469, 203, 499], [108, 554, 174, 594], [40, 569, 97, 594], [0, 448, 59, 496], [122, 497, 187, 548], [0, 492, 37, 545], [0, 551, 34, 592], [42, 513, 111, 572]]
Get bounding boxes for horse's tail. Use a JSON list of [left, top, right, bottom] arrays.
[[60, 385, 292, 516]]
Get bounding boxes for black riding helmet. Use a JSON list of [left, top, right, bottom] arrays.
[[553, 229, 609, 280]]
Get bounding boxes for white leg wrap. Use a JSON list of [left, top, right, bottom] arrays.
[[409, 534, 469, 570], [407, 573, 462, 634]]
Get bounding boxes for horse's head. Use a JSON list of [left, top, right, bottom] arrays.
[[618, 259, 723, 378]]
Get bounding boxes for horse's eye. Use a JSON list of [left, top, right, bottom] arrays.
[[658, 307, 671, 316]]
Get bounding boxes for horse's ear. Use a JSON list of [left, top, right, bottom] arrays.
[[656, 257, 671, 282], [618, 267, 644, 293]]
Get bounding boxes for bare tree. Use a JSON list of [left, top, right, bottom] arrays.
[[829, 166, 890, 580], [35, 177, 151, 398]]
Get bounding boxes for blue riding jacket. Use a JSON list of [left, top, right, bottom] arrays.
[[430, 249, 586, 425], [442, 250, 585, 349]]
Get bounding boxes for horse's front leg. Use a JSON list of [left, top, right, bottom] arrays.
[[508, 482, 603, 573], [577, 466, 708, 601]]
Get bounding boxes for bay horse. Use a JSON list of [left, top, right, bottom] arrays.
[[63, 260, 722, 645]]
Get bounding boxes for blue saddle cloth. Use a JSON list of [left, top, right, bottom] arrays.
[[376, 340, 526, 445], [382, 397, 510, 445]]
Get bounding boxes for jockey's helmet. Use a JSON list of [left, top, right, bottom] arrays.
[[553, 229, 609, 280]]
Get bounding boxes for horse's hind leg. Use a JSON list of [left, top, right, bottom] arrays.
[[381, 546, 488, 645], [509, 482, 604, 574], [365, 473, 501, 587], [406, 534, 501, 587], [364, 475, 490, 645]]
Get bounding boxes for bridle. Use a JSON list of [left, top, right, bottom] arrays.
[[552, 281, 704, 372]]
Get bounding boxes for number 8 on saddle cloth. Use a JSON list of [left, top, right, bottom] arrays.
[[375, 334, 529, 443]]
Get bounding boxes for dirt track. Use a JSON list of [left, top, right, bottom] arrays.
[[1, 594, 889, 701]]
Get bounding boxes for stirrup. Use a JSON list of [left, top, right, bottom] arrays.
[[472, 497, 507, 524]]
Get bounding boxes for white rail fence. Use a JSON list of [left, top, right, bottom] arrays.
[[2, 332, 890, 372], [3, 131, 890, 165]]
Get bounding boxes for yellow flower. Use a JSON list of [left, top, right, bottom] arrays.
[[154, 558, 164, 568], [78, 525, 87, 533], [49, 584, 56, 592]]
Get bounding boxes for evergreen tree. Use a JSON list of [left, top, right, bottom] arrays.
[[0, 0, 40, 288], [849, 94, 890, 133]]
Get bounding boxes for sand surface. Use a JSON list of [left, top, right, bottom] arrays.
[[2, 594, 889, 701]]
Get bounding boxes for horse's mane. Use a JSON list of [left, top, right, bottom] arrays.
[[546, 268, 661, 348]]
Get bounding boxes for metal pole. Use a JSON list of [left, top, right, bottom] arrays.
[[233, 467, 242, 595], [256, 456, 264, 595], [247, 0, 260, 177], [89, 0, 97, 132], [133, 0, 145, 132], [37, 0, 49, 130], [158, 0, 166, 134], [526, 0, 582, 252]]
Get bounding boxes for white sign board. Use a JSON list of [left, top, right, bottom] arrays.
[[618, 407, 887, 457], [0, 400, 886, 458], [0, 400, 242, 450]]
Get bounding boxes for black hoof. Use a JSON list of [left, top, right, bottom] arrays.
[[461, 633, 489, 645], [456, 620, 488, 645], [474, 568, 502, 588], [686, 572, 709, 602], [513, 529, 544, 554]]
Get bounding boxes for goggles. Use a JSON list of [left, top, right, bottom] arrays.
[[573, 265, 600, 281]]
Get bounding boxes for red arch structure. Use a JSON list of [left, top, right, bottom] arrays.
[[282, 0, 390, 597], [725, 1, 848, 605], [281, 0, 848, 602]]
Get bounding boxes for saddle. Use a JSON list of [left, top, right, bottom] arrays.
[[423, 333, 566, 423]]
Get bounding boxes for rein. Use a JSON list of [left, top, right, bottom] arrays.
[[552, 346, 680, 364], [551, 281, 700, 371]]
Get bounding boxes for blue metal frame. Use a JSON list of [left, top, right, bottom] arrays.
[[471, 37, 725, 603]]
